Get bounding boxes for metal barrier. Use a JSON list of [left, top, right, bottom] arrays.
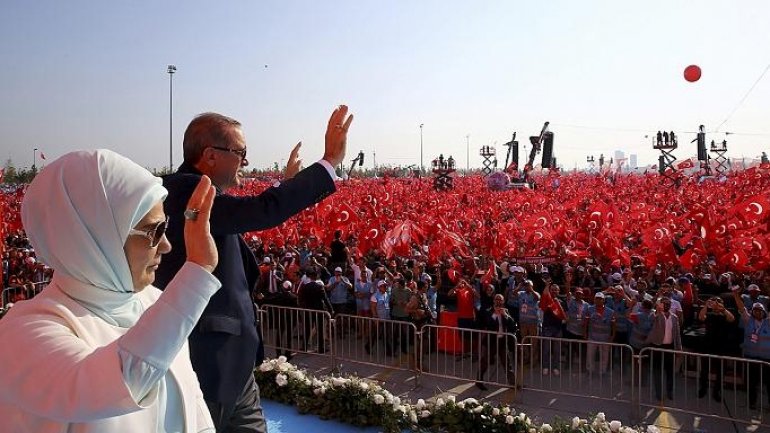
[[259, 304, 334, 363], [420, 324, 518, 389], [1, 286, 27, 308], [1, 281, 50, 308], [332, 314, 419, 375], [638, 347, 770, 428], [520, 336, 635, 404], [251, 304, 770, 429], [28, 281, 48, 297]]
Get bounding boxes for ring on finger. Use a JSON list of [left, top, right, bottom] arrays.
[[184, 208, 201, 221]]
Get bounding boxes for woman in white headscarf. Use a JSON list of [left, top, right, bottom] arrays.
[[0, 149, 220, 432]]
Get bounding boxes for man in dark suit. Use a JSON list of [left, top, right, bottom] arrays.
[[476, 294, 518, 390], [155, 106, 353, 433], [297, 267, 334, 354]]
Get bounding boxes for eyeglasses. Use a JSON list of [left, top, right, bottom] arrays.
[[128, 216, 169, 248], [210, 146, 247, 160]]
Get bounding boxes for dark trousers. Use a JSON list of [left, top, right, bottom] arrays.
[[651, 344, 675, 400], [303, 312, 327, 353], [747, 358, 770, 407], [206, 373, 267, 433], [698, 355, 724, 397], [391, 316, 411, 354], [478, 335, 515, 384]]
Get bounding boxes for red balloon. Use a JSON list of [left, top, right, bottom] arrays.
[[684, 65, 701, 82]]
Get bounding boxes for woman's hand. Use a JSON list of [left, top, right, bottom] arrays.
[[184, 176, 218, 273]]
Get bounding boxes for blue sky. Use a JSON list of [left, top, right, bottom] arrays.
[[1, 1, 769, 171]]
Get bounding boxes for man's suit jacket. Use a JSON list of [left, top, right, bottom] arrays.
[[155, 161, 335, 407], [645, 312, 682, 350], [297, 281, 334, 313]]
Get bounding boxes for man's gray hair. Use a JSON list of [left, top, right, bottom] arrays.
[[182, 112, 242, 164]]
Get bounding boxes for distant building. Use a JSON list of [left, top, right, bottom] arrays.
[[630, 154, 637, 169], [614, 150, 625, 172]]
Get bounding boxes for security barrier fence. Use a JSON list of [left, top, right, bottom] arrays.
[[257, 305, 770, 428]]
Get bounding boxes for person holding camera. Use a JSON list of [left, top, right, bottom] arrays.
[[697, 295, 735, 402]]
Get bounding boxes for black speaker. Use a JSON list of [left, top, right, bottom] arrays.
[[358, 151, 365, 166], [512, 141, 519, 167], [659, 155, 665, 174], [697, 132, 707, 161], [541, 132, 554, 168]]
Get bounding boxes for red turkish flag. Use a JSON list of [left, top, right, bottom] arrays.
[[539, 288, 566, 321], [734, 194, 770, 222], [677, 159, 694, 170], [480, 261, 496, 286]]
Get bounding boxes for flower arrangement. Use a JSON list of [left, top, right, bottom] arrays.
[[255, 357, 659, 433]]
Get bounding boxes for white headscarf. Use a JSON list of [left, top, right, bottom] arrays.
[[21, 149, 167, 327]]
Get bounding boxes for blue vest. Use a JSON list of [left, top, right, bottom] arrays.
[[629, 309, 654, 349], [743, 316, 770, 360], [518, 291, 540, 325], [606, 297, 629, 333], [372, 291, 391, 320], [566, 299, 588, 336], [587, 306, 615, 342]]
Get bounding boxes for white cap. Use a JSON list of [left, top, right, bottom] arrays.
[[377, 280, 388, 287], [334, 267, 343, 273], [748, 284, 760, 292], [263, 256, 271, 263], [752, 302, 767, 312], [611, 272, 622, 281], [595, 292, 605, 299], [282, 280, 293, 289]]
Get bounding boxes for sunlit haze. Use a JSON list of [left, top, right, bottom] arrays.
[[1, 1, 769, 172]]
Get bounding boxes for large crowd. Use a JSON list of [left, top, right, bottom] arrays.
[[3, 165, 770, 405]]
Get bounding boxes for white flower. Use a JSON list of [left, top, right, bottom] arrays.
[[572, 417, 581, 429], [311, 378, 323, 387], [277, 362, 290, 372], [456, 402, 465, 410], [373, 394, 385, 405], [447, 395, 456, 403], [397, 405, 408, 414], [303, 379, 311, 386], [275, 374, 288, 387], [313, 388, 323, 396], [596, 412, 606, 422], [647, 427, 661, 433], [409, 411, 418, 423], [492, 408, 500, 416], [462, 398, 479, 406], [330, 377, 347, 387], [258, 362, 273, 372], [359, 382, 369, 391], [393, 396, 401, 406], [505, 415, 515, 424], [436, 398, 445, 407], [502, 407, 511, 415], [415, 399, 426, 410], [473, 406, 484, 414], [277, 355, 287, 363], [609, 420, 622, 432], [420, 410, 431, 418], [541, 423, 552, 432]]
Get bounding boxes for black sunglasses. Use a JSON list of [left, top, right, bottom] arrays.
[[128, 216, 169, 248], [210, 145, 247, 160]]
